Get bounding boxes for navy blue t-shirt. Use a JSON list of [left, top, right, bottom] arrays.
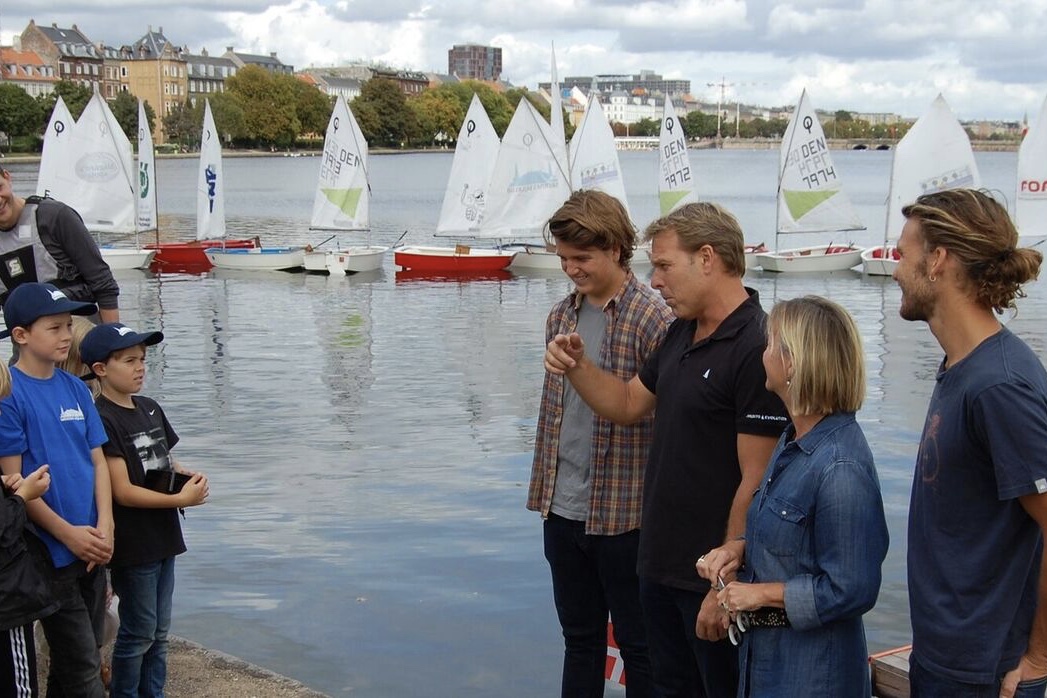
[[908, 328, 1047, 683]]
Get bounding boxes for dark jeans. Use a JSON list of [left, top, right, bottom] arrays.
[[544, 513, 653, 698], [110, 557, 175, 698], [639, 577, 738, 698], [910, 655, 1047, 698], [40, 562, 105, 698]]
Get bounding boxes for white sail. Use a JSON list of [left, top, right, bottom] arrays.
[[436, 94, 500, 235], [658, 98, 696, 214], [197, 100, 226, 241], [1016, 94, 1047, 239], [136, 99, 157, 232], [885, 94, 981, 242], [37, 96, 76, 200], [311, 95, 369, 231], [568, 95, 630, 216], [777, 89, 864, 234], [481, 98, 571, 238], [549, 44, 569, 175], [43, 93, 136, 234]]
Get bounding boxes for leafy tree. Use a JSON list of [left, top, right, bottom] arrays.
[[409, 89, 464, 146], [432, 81, 513, 136], [36, 80, 92, 126], [505, 87, 551, 123], [108, 91, 157, 145], [834, 110, 853, 122], [632, 117, 659, 137], [226, 65, 299, 147], [279, 75, 332, 137], [351, 78, 416, 148], [208, 92, 247, 144], [0, 84, 44, 149], [162, 99, 201, 149], [684, 110, 718, 139]]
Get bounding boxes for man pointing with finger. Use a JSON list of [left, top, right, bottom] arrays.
[[545, 202, 789, 697]]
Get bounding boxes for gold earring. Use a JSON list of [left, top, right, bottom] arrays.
[[929, 275, 937, 282]]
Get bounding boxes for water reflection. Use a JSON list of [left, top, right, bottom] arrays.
[[5, 151, 1043, 696]]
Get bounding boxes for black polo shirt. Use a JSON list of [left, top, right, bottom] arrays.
[[637, 288, 789, 591]]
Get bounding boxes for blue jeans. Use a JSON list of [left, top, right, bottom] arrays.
[[41, 561, 105, 698], [910, 655, 1047, 698], [639, 577, 738, 698], [544, 514, 653, 697], [110, 558, 175, 698]]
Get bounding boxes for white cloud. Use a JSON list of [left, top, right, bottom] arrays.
[[1, 0, 1044, 119]]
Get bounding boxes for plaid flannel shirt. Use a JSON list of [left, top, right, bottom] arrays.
[[527, 272, 673, 535]]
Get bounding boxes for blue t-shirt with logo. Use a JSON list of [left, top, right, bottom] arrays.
[[0, 367, 107, 568], [908, 328, 1047, 684]]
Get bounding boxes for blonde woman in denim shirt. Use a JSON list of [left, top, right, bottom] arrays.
[[697, 296, 888, 697]]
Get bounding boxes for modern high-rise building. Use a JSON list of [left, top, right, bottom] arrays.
[[448, 44, 501, 82]]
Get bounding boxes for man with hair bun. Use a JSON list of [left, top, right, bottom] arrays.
[[895, 188, 1047, 697]]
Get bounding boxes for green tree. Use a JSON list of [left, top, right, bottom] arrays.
[[207, 92, 248, 144], [351, 78, 416, 148], [432, 81, 513, 136], [280, 75, 332, 137], [684, 110, 718, 139], [505, 87, 551, 123], [108, 91, 157, 145], [36, 80, 92, 125], [409, 89, 464, 146], [162, 99, 201, 149], [0, 84, 44, 149], [226, 65, 299, 147], [834, 110, 854, 122], [632, 117, 659, 137]]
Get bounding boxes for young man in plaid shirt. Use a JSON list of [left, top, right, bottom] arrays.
[[528, 190, 672, 697]]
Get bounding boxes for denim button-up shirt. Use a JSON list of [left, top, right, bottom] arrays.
[[739, 412, 889, 697]]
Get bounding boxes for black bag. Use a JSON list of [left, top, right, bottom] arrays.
[[143, 469, 192, 494]]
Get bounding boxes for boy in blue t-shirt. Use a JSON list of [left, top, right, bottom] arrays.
[[0, 282, 113, 698], [80, 322, 209, 698]]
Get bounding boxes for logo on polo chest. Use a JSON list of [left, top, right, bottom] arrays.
[[59, 405, 85, 422]]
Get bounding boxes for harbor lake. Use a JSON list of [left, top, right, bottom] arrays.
[[5, 147, 1044, 696]]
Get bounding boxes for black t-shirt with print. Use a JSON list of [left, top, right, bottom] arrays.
[[96, 394, 186, 567]]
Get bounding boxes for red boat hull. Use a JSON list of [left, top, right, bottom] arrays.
[[393, 246, 515, 273], [146, 239, 260, 272]]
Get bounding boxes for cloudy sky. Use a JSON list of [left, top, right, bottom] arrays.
[[4, 0, 1045, 121]]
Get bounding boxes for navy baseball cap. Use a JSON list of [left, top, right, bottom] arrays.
[[80, 323, 164, 367], [1, 282, 97, 339]]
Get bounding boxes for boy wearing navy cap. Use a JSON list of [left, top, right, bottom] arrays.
[[0, 282, 114, 697], [81, 322, 209, 698]]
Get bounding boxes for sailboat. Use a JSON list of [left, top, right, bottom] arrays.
[[756, 89, 865, 273], [394, 95, 517, 273], [136, 99, 158, 237], [37, 96, 75, 201], [861, 94, 980, 275], [38, 93, 155, 270], [203, 100, 303, 271], [303, 95, 387, 275], [658, 97, 697, 216], [148, 101, 258, 271], [1015, 93, 1047, 243], [509, 93, 632, 271]]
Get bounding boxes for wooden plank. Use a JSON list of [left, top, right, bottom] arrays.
[[871, 646, 911, 698]]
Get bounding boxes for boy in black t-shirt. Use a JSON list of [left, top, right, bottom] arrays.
[[80, 323, 209, 698]]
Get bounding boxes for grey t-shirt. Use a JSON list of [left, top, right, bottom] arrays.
[[550, 298, 607, 520]]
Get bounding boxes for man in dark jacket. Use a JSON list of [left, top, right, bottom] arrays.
[[0, 169, 119, 321]]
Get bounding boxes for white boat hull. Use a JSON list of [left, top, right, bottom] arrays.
[[205, 247, 304, 271], [508, 245, 561, 270], [861, 246, 899, 276], [101, 248, 157, 270], [744, 244, 769, 271], [507, 243, 653, 271], [756, 245, 864, 273], [303, 246, 388, 275]]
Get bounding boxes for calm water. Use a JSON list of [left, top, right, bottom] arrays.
[[5, 149, 1044, 697]]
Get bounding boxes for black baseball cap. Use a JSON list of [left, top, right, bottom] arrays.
[[80, 322, 164, 367], [1, 282, 96, 339]]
